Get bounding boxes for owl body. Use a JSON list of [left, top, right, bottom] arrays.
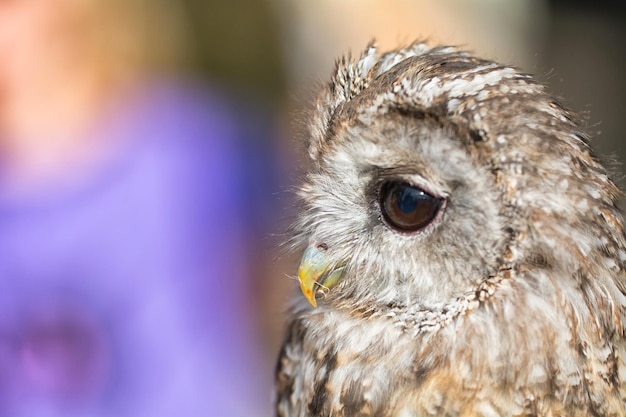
[[276, 43, 626, 416]]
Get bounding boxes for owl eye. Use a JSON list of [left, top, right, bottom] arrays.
[[379, 181, 443, 232]]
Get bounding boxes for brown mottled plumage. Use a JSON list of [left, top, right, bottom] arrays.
[[275, 42, 626, 416]]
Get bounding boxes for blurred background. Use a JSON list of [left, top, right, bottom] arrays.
[[0, 0, 623, 416]]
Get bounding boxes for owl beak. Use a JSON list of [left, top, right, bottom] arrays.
[[298, 246, 346, 308]]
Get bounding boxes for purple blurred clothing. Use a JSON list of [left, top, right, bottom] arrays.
[[0, 81, 272, 416]]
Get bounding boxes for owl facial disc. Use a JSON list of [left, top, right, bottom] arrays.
[[298, 246, 346, 307]]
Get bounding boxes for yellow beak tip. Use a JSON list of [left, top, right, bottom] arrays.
[[297, 246, 346, 309], [304, 290, 317, 308], [299, 278, 318, 308]]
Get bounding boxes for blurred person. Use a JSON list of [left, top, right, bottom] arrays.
[[0, 1, 277, 416]]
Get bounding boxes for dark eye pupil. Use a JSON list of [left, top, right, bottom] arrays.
[[397, 187, 423, 214], [380, 181, 442, 232]]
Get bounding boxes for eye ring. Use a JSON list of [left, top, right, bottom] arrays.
[[379, 181, 444, 233]]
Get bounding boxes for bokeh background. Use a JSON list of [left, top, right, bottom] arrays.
[[0, 1, 624, 416]]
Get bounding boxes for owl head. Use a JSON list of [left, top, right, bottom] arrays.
[[291, 42, 625, 314]]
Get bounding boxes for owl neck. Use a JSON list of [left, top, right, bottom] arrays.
[[329, 267, 512, 335]]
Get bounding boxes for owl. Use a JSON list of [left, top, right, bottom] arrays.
[[275, 41, 626, 416]]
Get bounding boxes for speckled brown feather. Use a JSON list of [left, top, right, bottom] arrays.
[[276, 42, 626, 417]]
